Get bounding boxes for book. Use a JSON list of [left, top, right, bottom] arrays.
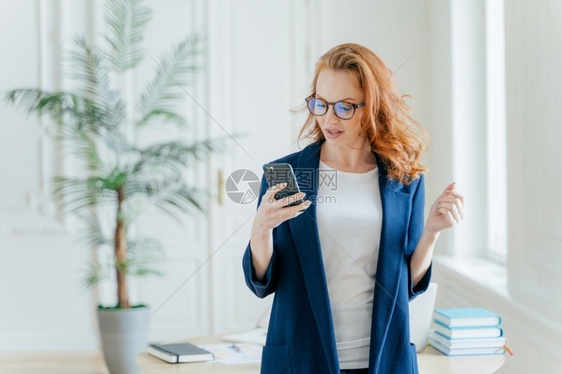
[[430, 338, 506, 356], [428, 329, 506, 349], [147, 342, 214, 363], [433, 307, 502, 327], [434, 321, 503, 340]]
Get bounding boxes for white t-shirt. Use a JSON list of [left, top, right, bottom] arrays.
[[316, 160, 383, 370]]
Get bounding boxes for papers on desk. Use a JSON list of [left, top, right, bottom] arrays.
[[222, 327, 267, 346], [200, 343, 262, 365]]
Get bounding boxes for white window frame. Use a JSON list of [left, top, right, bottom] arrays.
[[485, 0, 507, 263]]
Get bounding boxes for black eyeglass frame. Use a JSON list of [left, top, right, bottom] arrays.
[[305, 95, 366, 120]]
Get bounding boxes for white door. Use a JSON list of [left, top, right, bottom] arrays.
[[134, 0, 215, 341], [206, 0, 310, 335]]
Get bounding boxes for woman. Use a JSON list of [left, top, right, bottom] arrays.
[[243, 43, 464, 374]]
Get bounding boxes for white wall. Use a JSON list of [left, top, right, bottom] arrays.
[[0, 0, 99, 351], [503, 0, 562, 371], [429, 0, 562, 373], [505, 0, 562, 322], [311, 0, 431, 146]]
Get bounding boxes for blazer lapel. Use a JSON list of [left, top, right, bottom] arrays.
[[369, 163, 413, 368], [288, 141, 340, 373]]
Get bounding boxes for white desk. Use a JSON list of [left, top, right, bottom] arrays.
[[417, 346, 505, 373], [136, 336, 505, 374], [0, 346, 253, 374], [0, 341, 504, 374]]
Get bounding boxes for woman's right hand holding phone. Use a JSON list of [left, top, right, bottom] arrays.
[[254, 182, 311, 231]]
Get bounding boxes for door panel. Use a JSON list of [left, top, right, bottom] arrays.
[[207, 0, 308, 334]]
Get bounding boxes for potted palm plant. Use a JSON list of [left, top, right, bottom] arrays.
[[5, 0, 221, 373]]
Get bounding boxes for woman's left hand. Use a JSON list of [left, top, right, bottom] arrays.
[[425, 182, 465, 235]]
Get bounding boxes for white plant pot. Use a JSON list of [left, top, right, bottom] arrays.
[[97, 306, 150, 374]]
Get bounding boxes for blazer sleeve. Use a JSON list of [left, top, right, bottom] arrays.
[[242, 176, 278, 298], [406, 174, 432, 300]]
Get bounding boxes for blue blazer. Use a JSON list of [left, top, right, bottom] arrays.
[[243, 140, 431, 374]]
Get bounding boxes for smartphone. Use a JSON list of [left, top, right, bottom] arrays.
[[262, 163, 304, 207]]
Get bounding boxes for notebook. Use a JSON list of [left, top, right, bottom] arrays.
[[409, 283, 438, 352], [147, 342, 214, 363]]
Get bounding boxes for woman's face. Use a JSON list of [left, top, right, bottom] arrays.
[[314, 69, 366, 148]]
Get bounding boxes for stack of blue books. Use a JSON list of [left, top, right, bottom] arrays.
[[429, 307, 507, 356]]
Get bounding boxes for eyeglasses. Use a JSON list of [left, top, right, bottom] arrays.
[[305, 95, 366, 120]]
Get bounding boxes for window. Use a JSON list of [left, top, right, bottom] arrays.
[[485, 0, 507, 262]]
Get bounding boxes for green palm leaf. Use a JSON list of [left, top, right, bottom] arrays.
[[136, 34, 203, 128], [5, 89, 113, 173], [126, 237, 164, 277], [69, 37, 126, 133], [53, 175, 122, 213], [104, 0, 152, 72], [132, 137, 226, 175], [124, 176, 205, 222], [5, 89, 95, 125], [83, 261, 108, 289], [77, 213, 113, 249], [64, 127, 105, 173]]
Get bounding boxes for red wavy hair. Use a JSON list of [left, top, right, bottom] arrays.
[[298, 43, 427, 184]]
